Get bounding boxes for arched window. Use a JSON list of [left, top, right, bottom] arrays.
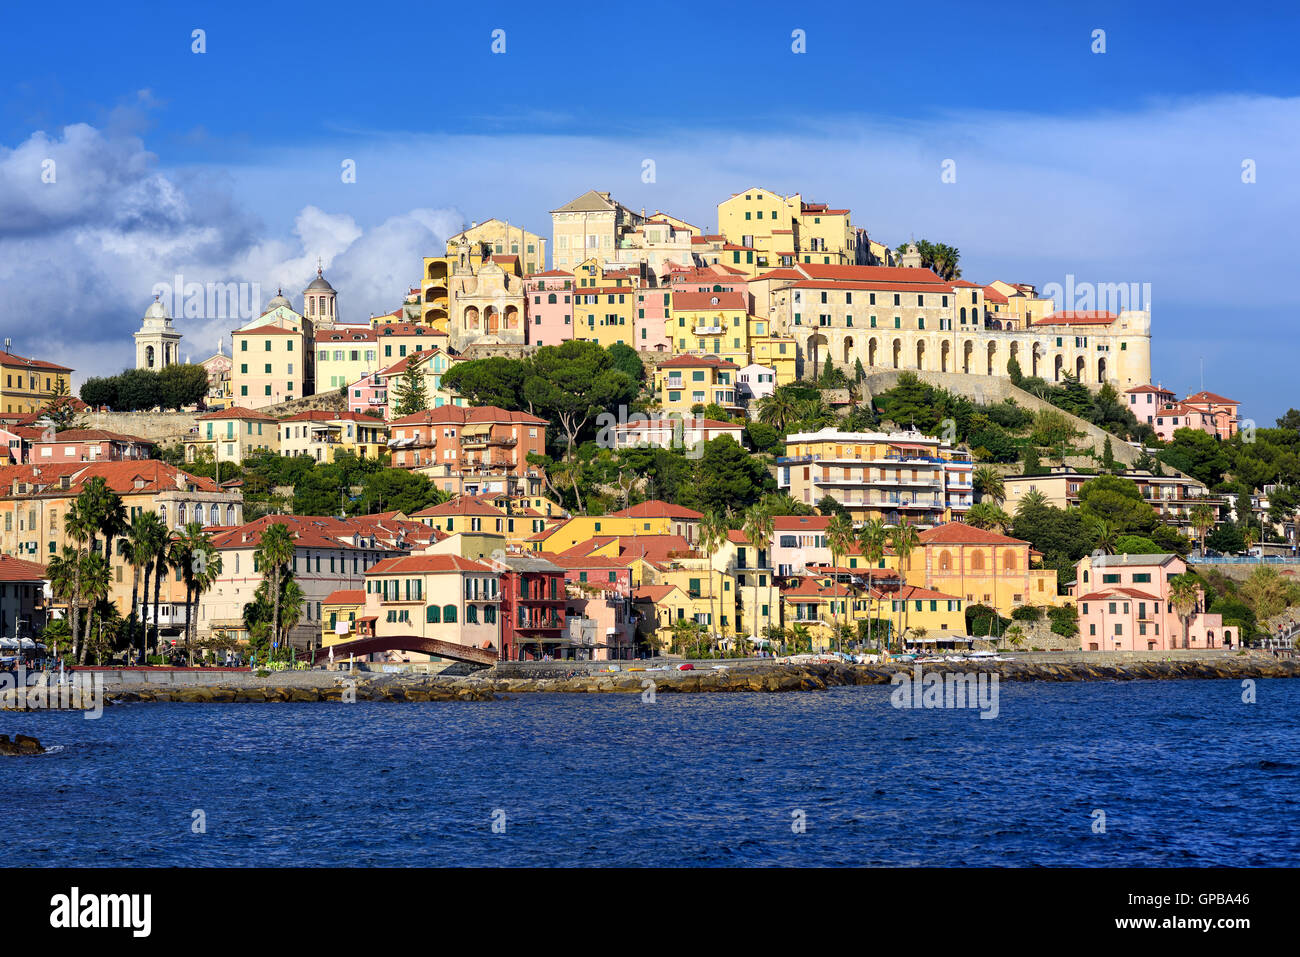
[[159, 505, 167, 526], [971, 550, 985, 571], [426, 606, 441, 624], [547, 293, 557, 304], [1003, 550, 1016, 571], [442, 604, 457, 623], [178, 504, 186, 525], [226, 504, 235, 525], [939, 550, 953, 571], [211, 505, 220, 524]]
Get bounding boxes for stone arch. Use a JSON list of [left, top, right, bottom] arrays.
[[940, 340, 951, 373], [485, 306, 500, 335], [464, 305, 480, 330], [1032, 342, 1043, 378], [145, 345, 155, 368], [843, 336, 855, 364], [986, 341, 997, 376], [1054, 354, 1064, 382], [868, 337, 879, 366], [892, 339, 902, 369], [427, 261, 448, 282], [504, 304, 520, 330], [1009, 341, 1020, 371], [1076, 355, 1086, 381], [963, 340, 974, 374], [915, 339, 926, 370], [805, 334, 827, 375], [1097, 356, 1107, 383]]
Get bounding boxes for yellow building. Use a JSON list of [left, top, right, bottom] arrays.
[[906, 523, 1061, 615], [528, 501, 702, 553], [717, 187, 857, 269], [231, 324, 305, 408], [654, 355, 743, 417], [419, 257, 453, 334], [880, 584, 967, 637], [447, 219, 546, 275], [0, 349, 72, 416], [191, 407, 280, 465], [315, 327, 381, 391], [411, 497, 542, 550], [778, 428, 974, 526], [570, 258, 640, 347], [667, 290, 750, 365], [279, 411, 389, 462], [749, 335, 799, 386], [322, 588, 367, 647]]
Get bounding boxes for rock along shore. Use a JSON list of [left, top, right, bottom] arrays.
[[4, 655, 1295, 709]]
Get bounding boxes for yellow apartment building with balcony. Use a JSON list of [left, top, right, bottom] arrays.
[[778, 428, 974, 526], [315, 327, 381, 391], [279, 411, 389, 463], [190, 407, 280, 465], [0, 349, 72, 416], [654, 356, 743, 417]]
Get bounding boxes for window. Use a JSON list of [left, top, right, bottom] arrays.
[[442, 604, 457, 623]]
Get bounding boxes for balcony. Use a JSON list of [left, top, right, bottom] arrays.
[[692, 324, 724, 336]]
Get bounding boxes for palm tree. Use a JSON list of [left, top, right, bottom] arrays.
[[1168, 574, 1201, 650], [61, 501, 94, 657], [77, 552, 111, 664], [857, 518, 888, 651], [757, 387, 799, 432], [966, 502, 1012, 532], [889, 519, 920, 651], [741, 503, 775, 655], [696, 511, 728, 652], [254, 522, 297, 657], [171, 522, 221, 665], [119, 512, 162, 663], [826, 513, 855, 653], [279, 580, 306, 663], [1014, 489, 1048, 515], [1190, 503, 1216, 557], [46, 546, 81, 659], [1086, 516, 1119, 555], [972, 466, 1005, 505], [149, 515, 175, 659]]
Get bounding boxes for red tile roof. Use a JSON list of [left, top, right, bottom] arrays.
[[364, 554, 492, 575], [388, 405, 547, 427], [322, 589, 366, 605], [918, 523, 1030, 546], [0, 460, 224, 496], [0, 553, 47, 581], [607, 500, 703, 520], [1034, 311, 1119, 326], [0, 350, 73, 372], [670, 290, 748, 311], [656, 355, 739, 370], [196, 406, 278, 422]]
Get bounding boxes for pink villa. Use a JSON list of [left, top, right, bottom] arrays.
[[1074, 553, 1234, 651], [635, 284, 671, 351], [1125, 384, 1240, 441], [524, 270, 574, 346], [347, 370, 388, 419], [32, 428, 155, 463]]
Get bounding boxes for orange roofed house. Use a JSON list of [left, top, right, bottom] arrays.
[[386, 405, 548, 497], [904, 522, 1062, 616]]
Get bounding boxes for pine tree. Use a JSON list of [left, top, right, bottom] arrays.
[[1023, 444, 1044, 476], [1101, 436, 1116, 472], [854, 357, 866, 382], [822, 354, 835, 384], [391, 363, 428, 417]]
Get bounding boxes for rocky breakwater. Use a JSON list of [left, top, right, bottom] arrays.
[[109, 676, 497, 704], [456, 655, 1300, 695], [0, 734, 45, 755]]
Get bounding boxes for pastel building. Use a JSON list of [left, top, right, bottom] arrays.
[[387, 406, 548, 496], [0, 348, 72, 416], [360, 554, 503, 660], [906, 523, 1062, 615], [315, 327, 380, 391], [654, 355, 742, 416], [777, 428, 973, 526], [1075, 552, 1233, 651], [612, 416, 745, 453], [190, 407, 280, 465], [524, 270, 574, 345], [31, 429, 154, 464], [279, 411, 389, 462]]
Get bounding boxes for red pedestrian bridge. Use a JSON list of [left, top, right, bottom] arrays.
[[312, 636, 497, 667]]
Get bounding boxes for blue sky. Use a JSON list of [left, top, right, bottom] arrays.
[[2, 1, 1298, 420]]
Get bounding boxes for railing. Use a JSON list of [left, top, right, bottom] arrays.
[[1187, 555, 1300, 565]]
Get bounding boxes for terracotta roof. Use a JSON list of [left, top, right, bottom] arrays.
[[1126, 384, 1176, 394], [235, 325, 302, 336], [918, 523, 1030, 546], [1034, 311, 1119, 326], [364, 554, 492, 575], [772, 515, 830, 531], [607, 500, 703, 520], [42, 429, 153, 445], [388, 406, 547, 427], [1183, 390, 1238, 405], [656, 355, 739, 370], [633, 584, 681, 603], [196, 406, 278, 422], [322, 589, 366, 605], [0, 350, 72, 372], [878, 584, 961, 601], [0, 554, 47, 581], [798, 264, 948, 285], [209, 515, 402, 552], [671, 290, 748, 311], [411, 497, 506, 518], [0, 460, 223, 496]]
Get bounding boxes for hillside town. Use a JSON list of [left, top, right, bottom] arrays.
[[1, 186, 1297, 668]]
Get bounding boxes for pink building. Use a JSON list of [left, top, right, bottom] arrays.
[[1075, 553, 1234, 651], [347, 370, 387, 419], [31, 428, 155, 463], [1126, 384, 1240, 441], [524, 270, 574, 346]]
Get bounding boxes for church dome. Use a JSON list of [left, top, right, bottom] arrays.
[[304, 265, 336, 293], [143, 296, 169, 321], [266, 288, 293, 311]]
